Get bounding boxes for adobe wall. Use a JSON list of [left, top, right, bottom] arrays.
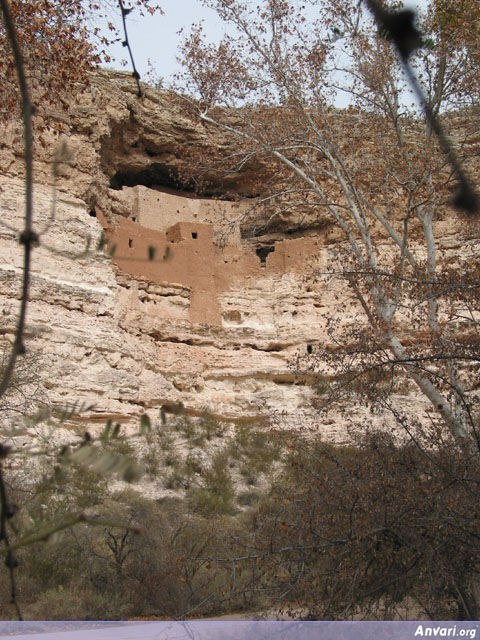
[[117, 185, 245, 246], [103, 187, 325, 325], [106, 217, 220, 324], [214, 236, 323, 291]]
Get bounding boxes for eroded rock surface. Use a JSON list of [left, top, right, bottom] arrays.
[[0, 70, 478, 454]]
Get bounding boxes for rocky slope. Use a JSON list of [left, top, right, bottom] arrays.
[[0, 69, 478, 461]]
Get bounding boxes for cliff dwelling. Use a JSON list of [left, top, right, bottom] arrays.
[[100, 184, 325, 326]]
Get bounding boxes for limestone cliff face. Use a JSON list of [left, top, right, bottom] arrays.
[[0, 70, 478, 445]]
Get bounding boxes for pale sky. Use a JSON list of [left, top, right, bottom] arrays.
[[102, 0, 230, 84], [103, 0, 430, 88]]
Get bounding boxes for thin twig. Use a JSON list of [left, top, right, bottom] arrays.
[[0, 513, 141, 557], [363, 0, 479, 214], [118, 0, 142, 97], [0, 0, 38, 619], [0, 461, 22, 620], [0, 0, 37, 399]]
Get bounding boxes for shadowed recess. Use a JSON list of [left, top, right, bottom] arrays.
[[109, 163, 195, 192]]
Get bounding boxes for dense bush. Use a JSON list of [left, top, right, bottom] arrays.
[[243, 431, 480, 620], [4, 424, 480, 621]]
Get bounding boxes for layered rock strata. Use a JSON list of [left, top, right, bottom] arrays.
[[0, 70, 478, 452]]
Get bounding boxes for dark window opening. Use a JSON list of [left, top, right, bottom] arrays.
[[192, 232, 198, 239], [132, 216, 136, 222], [256, 245, 275, 267], [89, 209, 96, 218], [128, 239, 133, 248], [307, 344, 313, 354]]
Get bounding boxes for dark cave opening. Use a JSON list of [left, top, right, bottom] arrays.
[[108, 163, 258, 201], [109, 163, 195, 192]]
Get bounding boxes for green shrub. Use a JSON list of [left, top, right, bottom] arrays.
[[188, 487, 236, 516], [103, 435, 136, 458], [178, 415, 197, 441], [163, 450, 181, 467], [229, 423, 283, 477], [237, 489, 261, 506], [164, 468, 187, 490], [142, 447, 160, 476], [198, 411, 227, 440], [188, 451, 236, 516], [28, 459, 109, 515], [184, 452, 204, 476], [239, 465, 258, 486]]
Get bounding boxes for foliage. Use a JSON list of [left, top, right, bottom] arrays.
[[188, 451, 236, 516], [0, 0, 161, 120], [5, 482, 255, 620], [0, 343, 46, 431], [7, 420, 480, 621], [242, 431, 480, 620], [230, 422, 283, 478]]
